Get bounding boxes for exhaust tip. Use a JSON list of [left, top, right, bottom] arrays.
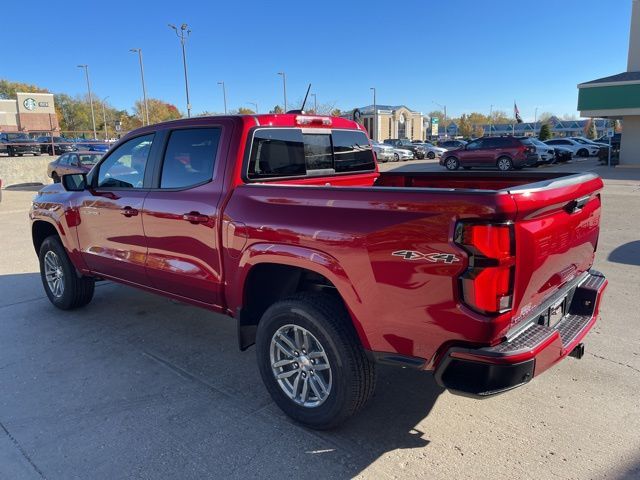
[[569, 343, 585, 359]]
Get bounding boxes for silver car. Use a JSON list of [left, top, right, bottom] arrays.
[[393, 148, 414, 161], [371, 142, 395, 163]]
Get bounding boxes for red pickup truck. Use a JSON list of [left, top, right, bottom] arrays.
[[30, 114, 607, 429]]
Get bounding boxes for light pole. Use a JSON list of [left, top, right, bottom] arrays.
[[433, 101, 447, 139], [310, 93, 317, 113], [129, 48, 150, 126], [169, 23, 192, 118], [277, 72, 287, 111], [77, 64, 97, 139], [489, 104, 494, 137], [370, 87, 377, 142], [534, 107, 539, 135], [247, 101, 258, 113], [217, 81, 227, 114], [101, 96, 109, 141]]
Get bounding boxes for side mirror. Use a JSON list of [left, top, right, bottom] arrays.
[[61, 173, 87, 191]]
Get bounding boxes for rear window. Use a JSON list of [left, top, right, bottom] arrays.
[[247, 129, 374, 180]]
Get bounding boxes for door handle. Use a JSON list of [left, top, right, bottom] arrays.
[[182, 212, 209, 224], [120, 207, 139, 217]]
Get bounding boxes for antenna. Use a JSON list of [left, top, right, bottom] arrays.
[[300, 83, 312, 112]]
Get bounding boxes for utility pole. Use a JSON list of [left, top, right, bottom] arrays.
[[77, 64, 97, 139], [217, 81, 227, 114], [489, 104, 494, 137], [130, 48, 150, 125], [534, 107, 539, 136], [169, 23, 192, 117], [277, 72, 287, 111], [101, 96, 109, 141], [370, 87, 377, 142]]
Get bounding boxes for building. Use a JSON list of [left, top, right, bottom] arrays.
[[0, 92, 58, 132], [435, 117, 609, 138], [577, 0, 640, 167], [348, 105, 425, 142]]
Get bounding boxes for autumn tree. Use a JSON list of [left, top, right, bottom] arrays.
[[0, 79, 49, 99], [133, 99, 182, 125], [538, 123, 552, 141], [236, 107, 255, 114], [270, 105, 284, 114], [586, 119, 597, 139], [472, 124, 485, 138], [457, 114, 473, 138]]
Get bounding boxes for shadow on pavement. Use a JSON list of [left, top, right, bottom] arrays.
[[607, 240, 640, 266], [0, 272, 443, 479]]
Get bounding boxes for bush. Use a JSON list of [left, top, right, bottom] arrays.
[[538, 123, 552, 141]]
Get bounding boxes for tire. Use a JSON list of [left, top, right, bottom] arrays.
[[8, 147, 15, 157], [577, 148, 588, 158], [39, 236, 95, 310], [427, 151, 435, 160], [51, 172, 60, 183], [394, 152, 400, 162], [444, 156, 459, 170], [256, 292, 376, 430], [497, 156, 514, 171], [416, 152, 425, 160]]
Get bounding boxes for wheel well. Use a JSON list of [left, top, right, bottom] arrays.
[[238, 264, 339, 350], [32, 221, 59, 254]]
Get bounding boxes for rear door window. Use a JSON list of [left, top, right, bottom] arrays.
[[160, 128, 221, 189], [248, 129, 306, 178]]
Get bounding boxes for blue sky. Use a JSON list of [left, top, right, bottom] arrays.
[[1, 0, 632, 120]]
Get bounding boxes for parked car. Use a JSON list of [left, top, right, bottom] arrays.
[[371, 142, 395, 163], [30, 113, 607, 429], [553, 146, 573, 163], [570, 136, 609, 148], [0, 132, 41, 156], [393, 147, 414, 161], [383, 138, 425, 159], [438, 139, 467, 151], [74, 139, 110, 153], [519, 137, 555, 164], [597, 133, 621, 148], [37, 136, 77, 155], [47, 151, 102, 182], [544, 138, 600, 157], [440, 136, 538, 171], [412, 140, 447, 159]]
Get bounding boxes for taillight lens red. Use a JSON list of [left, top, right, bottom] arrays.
[[455, 223, 515, 314]]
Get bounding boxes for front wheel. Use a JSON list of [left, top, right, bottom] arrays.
[[577, 148, 588, 158], [497, 156, 514, 171], [39, 236, 95, 310], [427, 151, 435, 159], [444, 156, 459, 170], [256, 293, 376, 429], [393, 152, 400, 162]]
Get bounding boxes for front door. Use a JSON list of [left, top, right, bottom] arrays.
[[142, 125, 227, 305], [75, 134, 155, 286], [461, 138, 489, 166]]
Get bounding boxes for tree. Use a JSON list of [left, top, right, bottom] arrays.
[[458, 114, 473, 138], [538, 111, 555, 123], [468, 112, 489, 125], [330, 108, 342, 117], [270, 105, 283, 114], [0, 79, 49, 99], [472, 124, 485, 138], [133, 98, 182, 124], [586, 119, 597, 139], [538, 123, 552, 141], [236, 107, 255, 114]]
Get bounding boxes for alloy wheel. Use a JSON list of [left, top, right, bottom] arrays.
[[44, 251, 65, 298]]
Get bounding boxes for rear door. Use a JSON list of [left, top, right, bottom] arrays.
[[142, 123, 230, 305]]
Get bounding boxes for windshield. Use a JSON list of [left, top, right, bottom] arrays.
[[78, 154, 101, 166], [531, 139, 547, 146], [572, 138, 589, 144]]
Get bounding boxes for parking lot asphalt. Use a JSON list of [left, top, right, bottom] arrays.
[[1, 159, 639, 479]]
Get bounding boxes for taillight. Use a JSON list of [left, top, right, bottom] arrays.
[[455, 223, 515, 314]]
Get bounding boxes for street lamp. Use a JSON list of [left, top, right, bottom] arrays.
[[370, 87, 377, 142], [77, 64, 97, 139], [129, 48, 150, 126], [489, 104, 494, 137], [310, 93, 317, 113], [247, 101, 258, 113], [101, 96, 109, 141], [217, 81, 227, 114], [277, 72, 287, 111], [169, 23, 192, 118], [432, 100, 447, 139]]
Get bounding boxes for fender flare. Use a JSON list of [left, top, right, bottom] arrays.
[[31, 212, 89, 273]]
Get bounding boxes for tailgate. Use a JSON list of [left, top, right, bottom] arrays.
[[508, 173, 603, 326]]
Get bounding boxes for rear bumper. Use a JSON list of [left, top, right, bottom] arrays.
[[434, 270, 607, 397]]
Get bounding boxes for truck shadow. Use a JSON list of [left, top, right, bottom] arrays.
[[0, 272, 443, 479], [607, 240, 640, 266]]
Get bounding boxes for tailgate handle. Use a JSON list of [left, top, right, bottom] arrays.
[[565, 195, 591, 214]]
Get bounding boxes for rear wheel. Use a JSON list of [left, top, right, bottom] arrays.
[[444, 156, 459, 170], [51, 172, 60, 183], [577, 148, 588, 158], [497, 156, 513, 171], [39, 236, 95, 310], [427, 151, 435, 159], [256, 293, 376, 429]]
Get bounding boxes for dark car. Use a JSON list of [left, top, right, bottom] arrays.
[[75, 139, 110, 153], [0, 132, 41, 156], [383, 138, 426, 159], [47, 151, 102, 182], [553, 146, 573, 163], [440, 136, 538, 171], [37, 136, 77, 155], [438, 139, 467, 150]]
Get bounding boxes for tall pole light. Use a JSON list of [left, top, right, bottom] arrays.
[[277, 72, 287, 111], [432, 101, 447, 139], [217, 81, 227, 114], [247, 101, 258, 113], [489, 104, 494, 137], [101, 96, 109, 141], [169, 23, 192, 118], [370, 87, 377, 142], [129, 48, 150, 126], [534, 107, 539, 136], [310, 93, 317, 113], [77, 64, 97, 139]]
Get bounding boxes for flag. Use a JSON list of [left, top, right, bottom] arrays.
[[514, 102, 523, 124]]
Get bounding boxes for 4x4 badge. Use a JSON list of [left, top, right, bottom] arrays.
[[392, 250, 460, 264]]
